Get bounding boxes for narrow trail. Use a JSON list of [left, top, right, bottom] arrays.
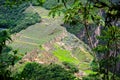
[[15, 40, 39, 46]]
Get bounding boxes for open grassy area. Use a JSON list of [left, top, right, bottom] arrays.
[[53, 46, 80, 64]]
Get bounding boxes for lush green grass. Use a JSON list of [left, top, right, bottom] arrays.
[[53, 47, 80, 64], [52, 44, 93, 71]]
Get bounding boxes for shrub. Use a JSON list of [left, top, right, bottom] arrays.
[[62, 62, 79, 73], [31, 0, 41, 6], [15, 62, 79, 80], [43, 0, 75, 10], [82, 74, 101, 80], [0, 2, 29, 28], [43, 0, 58, 9], [31, 0, 45, 6], [65, 23, 84, 35], [10, 12, 41, 33]]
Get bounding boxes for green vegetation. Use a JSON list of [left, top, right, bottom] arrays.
[[11, 12, 41, 33], [1, 0, 120, 80], [62, 61, 79, 73], [43, 0, 58, 9], [31, 0, 46, 6], [73, 48, 92, 71], [52, 44, 92, 71], [65, 23, 84, 35], [0, 0, 92, 80], [0, 2, 41, 33], [2, 4, 92, 79], [53, 44, 80, 64], [50, 0, 120, 80], [14, 62, 79, 80], [0, 30, 11, 53]]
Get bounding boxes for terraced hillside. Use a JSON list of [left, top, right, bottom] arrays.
[[6, 6, 93, 75], [8, 6, 64, 54]]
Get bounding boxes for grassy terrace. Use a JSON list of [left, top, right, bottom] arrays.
[[53, 44, 80, 64], [52, 44, 93, 70]]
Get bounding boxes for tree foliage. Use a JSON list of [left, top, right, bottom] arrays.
[[49, 0, 120, 79], [14, 62, 79, 80], [0, 30, 11, 53]]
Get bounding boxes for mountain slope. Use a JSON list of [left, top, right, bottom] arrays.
[[6, 6, 93, 76]]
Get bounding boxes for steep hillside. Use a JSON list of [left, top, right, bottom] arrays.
[[5, 6, 93, 76]]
